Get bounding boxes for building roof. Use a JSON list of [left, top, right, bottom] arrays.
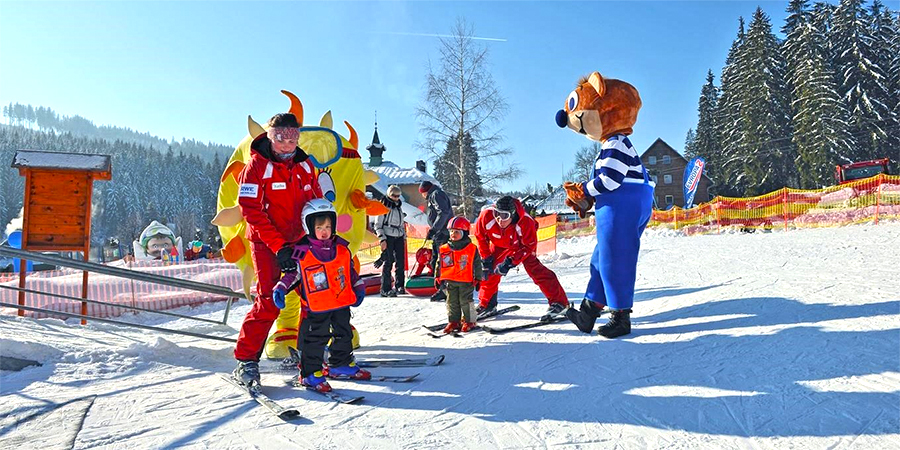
[[532, 185, 573, 215], [639, 138, 713, 183], [12, 150, 111, 173], [364, 160, 439, 190]]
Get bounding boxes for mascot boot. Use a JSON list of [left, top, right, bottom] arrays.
[[565, 299, 605, 333], [597, 309, 632, 339]]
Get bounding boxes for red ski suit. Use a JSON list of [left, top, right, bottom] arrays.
[[234, 135, 322, 361], [473, 198, 568, 308]]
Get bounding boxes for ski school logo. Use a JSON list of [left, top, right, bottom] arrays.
[[682, 157, 706, 208], [239, 183, 259, 198]]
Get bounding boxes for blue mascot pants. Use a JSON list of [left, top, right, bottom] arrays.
[[584, 179, 653, 310]]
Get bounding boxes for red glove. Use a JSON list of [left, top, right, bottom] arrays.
[[564, 181, 594, 219]]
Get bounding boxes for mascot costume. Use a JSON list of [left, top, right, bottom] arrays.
[[555, 71, 654, 338], [214, 90, 388, 359]]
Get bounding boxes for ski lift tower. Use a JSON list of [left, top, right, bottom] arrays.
[[11, 150, 111, 323]]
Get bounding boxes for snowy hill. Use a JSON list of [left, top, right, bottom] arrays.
[[1, 224, 899, 449]]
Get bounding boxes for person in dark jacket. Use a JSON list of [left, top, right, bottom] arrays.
[[375, 185, 407, 296], [418, 180, 452, 301]]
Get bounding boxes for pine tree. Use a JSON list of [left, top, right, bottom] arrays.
[[783, 0, 856, 188], [690, 70, 722, 182], [716, 18, 749, 195], [831, 0, 896, 163], [684, 128, 697, 159], [434, 131, 484, 200], [727, 8, 797, 195], [869, 0, 900, 167]]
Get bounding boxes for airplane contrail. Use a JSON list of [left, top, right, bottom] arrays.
[[377, 31, 507, 42]]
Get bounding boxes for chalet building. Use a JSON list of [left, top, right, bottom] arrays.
[[639, 138, 713, 209]]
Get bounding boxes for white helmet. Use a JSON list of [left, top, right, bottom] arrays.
[[301, 199, 338, 236]]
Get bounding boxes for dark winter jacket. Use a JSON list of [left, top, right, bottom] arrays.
[[424, 185, 452, 240], [238, 134, 323, 252]]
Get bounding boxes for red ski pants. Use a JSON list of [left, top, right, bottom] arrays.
[[478, 249, 569, 308], [234, 241, 288, 361]]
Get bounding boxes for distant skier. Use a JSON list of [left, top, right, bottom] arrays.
[[433, 215, 483, 334], [272, 199, 368, 393], [473, 196, 569, 321]]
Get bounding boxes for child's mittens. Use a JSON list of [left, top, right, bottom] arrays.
[[564, 181, 594, 219], [273, 287, 287, 310]]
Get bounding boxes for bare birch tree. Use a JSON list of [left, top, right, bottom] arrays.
[[416, 18, 520, 216]]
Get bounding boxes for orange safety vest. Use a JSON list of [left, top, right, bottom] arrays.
[[437, 243, 477, 283], [297, 245, 356, 313]]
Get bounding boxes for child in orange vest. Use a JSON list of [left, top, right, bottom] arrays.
[[272, 199, 368, 393], [434, 216, 483, 333]]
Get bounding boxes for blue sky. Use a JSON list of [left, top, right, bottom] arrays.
[[0, 1, 795, 191]]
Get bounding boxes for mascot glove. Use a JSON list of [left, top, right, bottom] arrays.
[[273, 288, 287, 310], [564, 181, 594, 219], [494, 257, 515, 276], [276, 246, 296, 272]]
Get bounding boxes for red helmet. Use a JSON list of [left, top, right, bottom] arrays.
[[447, 216, 471, 231]]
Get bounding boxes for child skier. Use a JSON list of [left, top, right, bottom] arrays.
[[434, 216, 483, 333], [272, 199, 369, 393]]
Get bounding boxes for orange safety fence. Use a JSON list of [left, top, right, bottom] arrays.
[[547, 174, 900, 238], [650, 174, 900, 234]]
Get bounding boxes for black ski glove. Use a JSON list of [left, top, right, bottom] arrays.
[[276, 245, 295, 272], [494, 257, 514, 276], [482, 256, 494, 280], [373, 254, 385, 269]]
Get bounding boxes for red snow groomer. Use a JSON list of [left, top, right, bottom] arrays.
[[835, 158, 890, 185]]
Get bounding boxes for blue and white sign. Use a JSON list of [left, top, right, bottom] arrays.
[[682, 157, 706, 208]]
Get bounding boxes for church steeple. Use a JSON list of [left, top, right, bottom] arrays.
[[366, 111, 386, 166]]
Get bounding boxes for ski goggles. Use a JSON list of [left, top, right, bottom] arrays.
[[267, 127, 300, 142], [493, 208, 512, 220]]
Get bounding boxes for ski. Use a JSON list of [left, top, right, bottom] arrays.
[[480, 316, 569, 334], [422, 305, 521, 332], [219, 374, 303, 421], [261, 354, 445, 372], [424, 326, 463, 339], [288, 377, 365, 404], [331, 373, 420, 383], [356, 355, 445, 368]]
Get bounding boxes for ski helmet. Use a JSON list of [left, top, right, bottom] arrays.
[[447, 216, 471, 232], [301, 199, 338, 236]]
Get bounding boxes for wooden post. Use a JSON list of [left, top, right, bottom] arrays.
[[874, 174, 883, 225]]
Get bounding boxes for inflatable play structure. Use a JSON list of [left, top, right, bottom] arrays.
[[214, 90, 388, 359], [132, 221, 182, 263]]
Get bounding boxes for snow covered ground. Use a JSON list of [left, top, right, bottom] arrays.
[[2, 224, 899, 449]]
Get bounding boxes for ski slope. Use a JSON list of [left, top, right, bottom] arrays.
[[2, 224, 899, 449]]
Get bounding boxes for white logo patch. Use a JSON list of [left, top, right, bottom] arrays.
[[239, 184, 259, 198], [271, 182, 287, 190]]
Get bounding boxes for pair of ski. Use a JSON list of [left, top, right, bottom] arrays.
[[423, 305, 520, 338], [223, 349, 442, 419], [424, 305, 574, 336]]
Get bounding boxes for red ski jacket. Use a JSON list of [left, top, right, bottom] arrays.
[[473, 197, 538, 266], [238, 134, 323, 253]]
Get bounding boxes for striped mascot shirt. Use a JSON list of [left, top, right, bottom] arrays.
[[582, 134, 648, 197]]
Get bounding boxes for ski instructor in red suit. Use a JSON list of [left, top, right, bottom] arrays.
[[473, 196, 569, 322], [232, 113, 323, 386]]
